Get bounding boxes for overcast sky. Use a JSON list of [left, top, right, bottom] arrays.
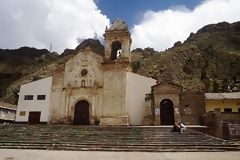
[[0, 0, 240, 53]]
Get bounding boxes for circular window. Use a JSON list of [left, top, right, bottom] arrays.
[[81, 69, 88, 76]]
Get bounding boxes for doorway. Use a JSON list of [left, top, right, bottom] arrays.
[[160, 99, 175, 125], [28, 112, 41, 124], [74, 100, 90, 125]]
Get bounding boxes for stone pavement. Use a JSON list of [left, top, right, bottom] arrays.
[[0, 149, 240, 160]]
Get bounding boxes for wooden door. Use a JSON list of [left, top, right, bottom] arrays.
[[28, 112, 41, 124], [74, 100, 90, 125], [160, 99, 175, 125]]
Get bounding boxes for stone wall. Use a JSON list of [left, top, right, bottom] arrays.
[[222, 122, 240, 140], [204, 111, 240, 139], [179, 91, 205, 125], [0, 107, 16, 122]]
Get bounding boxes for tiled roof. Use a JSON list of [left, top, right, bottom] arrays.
[[205, 92, 240, 99], [0, 101, 17, 110]]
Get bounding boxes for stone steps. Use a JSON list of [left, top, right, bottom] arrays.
[[0, 143, 238, 152], [0, 125, 239, 152]]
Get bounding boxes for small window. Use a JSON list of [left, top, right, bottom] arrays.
[[224, 108, 232, 113], [214, 108, 221, 112], [37, 95, 46, 100], [24, 95, 33, 100], [81, 69, 88, 76], [81, 80, 86, 87], [19, 111, 26, 116]]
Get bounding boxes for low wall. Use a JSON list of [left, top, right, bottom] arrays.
[[204, 111, 240, 139], [222, 122, 240, 140]]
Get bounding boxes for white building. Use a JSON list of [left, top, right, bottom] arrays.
[[15, 77, 52, 124]]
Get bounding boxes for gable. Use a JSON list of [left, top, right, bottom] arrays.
[[63, 49, 104, 88], [152, 82, 182, 94]]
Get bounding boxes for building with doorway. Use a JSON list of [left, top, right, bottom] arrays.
[[15, 19, 156, 125], [151, 82, 182, 125], [15, 77, 52, 124], [49, 19, 156, 125], [205, 92, 240, 113], [148, 82, 206, 126]]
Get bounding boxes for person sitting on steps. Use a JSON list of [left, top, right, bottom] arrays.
[[179, 122, 186, 133], [173, 123, 180, 132]]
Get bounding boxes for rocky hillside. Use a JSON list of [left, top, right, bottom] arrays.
[[132, 21, 240, 92], [0, 47, 58, 101], [0, 22, 240, 104]]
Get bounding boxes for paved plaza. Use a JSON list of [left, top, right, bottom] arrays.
[[0, 149, 240, 160]]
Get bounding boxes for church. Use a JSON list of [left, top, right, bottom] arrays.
[[16, 19, 156, 125], [16, 19, 207, 126]]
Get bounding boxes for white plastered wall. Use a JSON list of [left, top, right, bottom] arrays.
[[127, 72, 156, 125], [16, 77, 53, 122]]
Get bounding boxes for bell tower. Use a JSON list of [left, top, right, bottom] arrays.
[[100, 19, 131, 126], [103, 18, 132, 66]]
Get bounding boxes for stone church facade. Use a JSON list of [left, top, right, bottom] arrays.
[[49, 19, 156, 125], [16, 19, 206, 126]]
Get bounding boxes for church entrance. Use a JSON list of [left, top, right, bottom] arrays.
[[74, 100, 90, 125], [160, 99, 175, 125]]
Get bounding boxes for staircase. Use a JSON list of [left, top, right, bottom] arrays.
[[0, 125, 239, 152]]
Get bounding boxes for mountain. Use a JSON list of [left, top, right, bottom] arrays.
[[0, 47, 58, 102], [132, 21, 240, 92], [0, 22, 240, 104]]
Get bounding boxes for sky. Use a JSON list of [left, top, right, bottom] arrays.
[[0, 0, 240, 53]]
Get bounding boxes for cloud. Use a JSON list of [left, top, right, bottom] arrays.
[[131, 0, 240, 51], [0, 0, 110, 53]]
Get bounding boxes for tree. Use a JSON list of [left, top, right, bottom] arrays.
[[132, 61, 141, 73]]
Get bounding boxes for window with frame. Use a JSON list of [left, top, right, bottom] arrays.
[[224, 108, 232, 113], [37, 95, 46, 100], [24, 95, 33, 100], [19, 111, 26, 116], [214, 108, 221, 112]]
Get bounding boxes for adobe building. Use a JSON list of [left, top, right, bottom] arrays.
[[179, 91, 205, 125], [147, 82, 206, 126]]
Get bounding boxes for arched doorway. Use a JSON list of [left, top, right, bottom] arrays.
[[111, 41, 122, 60], [74, 100, 90, 125], [160, 99, 175, 125]]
